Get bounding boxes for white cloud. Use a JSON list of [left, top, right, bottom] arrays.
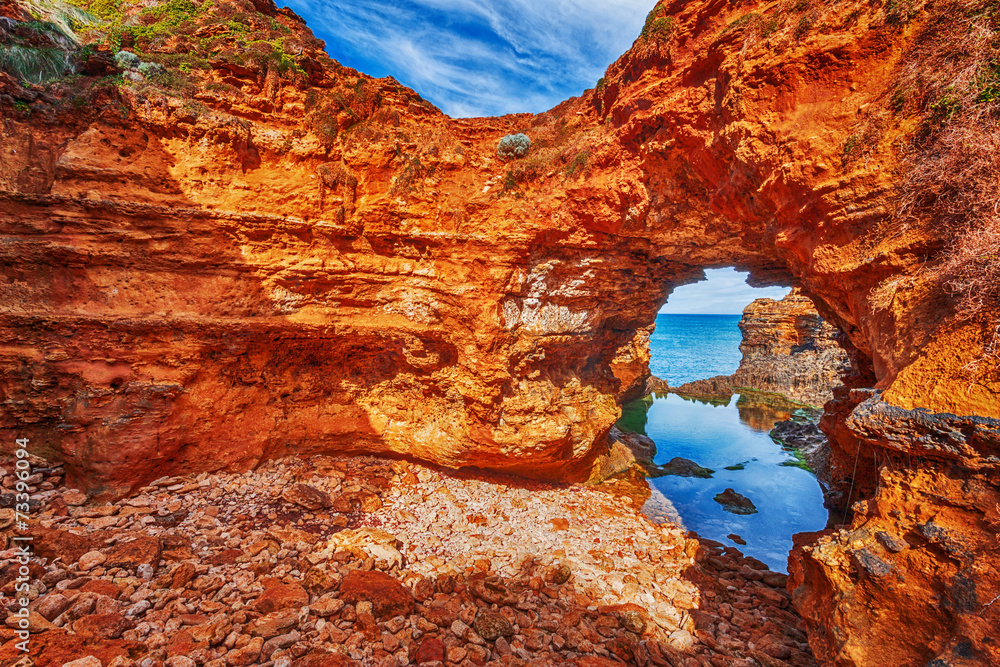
[[659, 268, 792, 315], [282, 0, 653, 117]]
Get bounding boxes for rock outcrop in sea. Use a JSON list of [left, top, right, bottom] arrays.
[[730, 290, 852, 408], [664, 290, 851, 408]]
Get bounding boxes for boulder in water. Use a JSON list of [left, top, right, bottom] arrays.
[[649, 457, 715, 479], [671, 375, 734, 401], [714, 488, 757, 514]]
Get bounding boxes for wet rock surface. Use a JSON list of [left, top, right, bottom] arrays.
[[1, 453, 816, 667], [768, 420, 828, 486], [712, 490, 758, 516], [649, 459, 715, 480]]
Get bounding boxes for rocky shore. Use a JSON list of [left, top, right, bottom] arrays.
[[1, 454, 815, 667], [653, 290, 851, 410]]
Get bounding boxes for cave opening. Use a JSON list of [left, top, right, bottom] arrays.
[[616, 268, 838, 572]]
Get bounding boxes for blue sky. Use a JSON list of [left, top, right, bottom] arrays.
[[280, 0, 654, 117], [659, 268, 791, 315]]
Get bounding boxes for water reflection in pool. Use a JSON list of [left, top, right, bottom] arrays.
[[619, 391, 829, 572]]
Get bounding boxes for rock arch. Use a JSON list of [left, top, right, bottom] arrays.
[[2, 0, 1000, 663]]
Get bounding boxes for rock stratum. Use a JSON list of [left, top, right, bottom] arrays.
[[730, 290, 851, 407], [2, 0, 1000, 664], [663, 289, 851, 406]]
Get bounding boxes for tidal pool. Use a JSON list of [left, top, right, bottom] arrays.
[[619, 391, 830, 572]]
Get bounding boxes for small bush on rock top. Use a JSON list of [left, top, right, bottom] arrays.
[[497, 133, 531, 160], [641, 4, 676, 41], [114, 49, 140, 70], [137, 61, 165, 77]]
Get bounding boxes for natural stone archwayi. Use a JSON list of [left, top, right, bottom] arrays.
[[1, 0, 996, 496], [1, 0, 1000, 664]]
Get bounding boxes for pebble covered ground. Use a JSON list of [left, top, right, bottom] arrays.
[[0, 454, 817, 667]]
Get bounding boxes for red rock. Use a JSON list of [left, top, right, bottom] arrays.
[[332, 490, 382, 513], [32, 526, 97, 563], [293, 652, 358, 667], [251, 579, 309, 614], [33, 593, 73, 621], [225, 636, 263, 666], [247, 609, 299, 638], [0, 631, 137, 667], [282, 483, 332, 509], [171, 562, 197, 589], [79, 579, 121, 599], [573, 657, 622, 667], [354, 612, 380, 641], [175, 613, 210, 626], [209, 548, 244, 565], [103, 536, 162, 572], [72, 613, 135, 640], [416, 637, 445, 664], [166, 629, 208, 656], [340, 570, 415, 620]]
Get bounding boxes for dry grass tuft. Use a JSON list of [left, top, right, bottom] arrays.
[[895, 0, 1000, 364]]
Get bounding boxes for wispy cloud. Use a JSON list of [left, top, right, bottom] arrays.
[[660, 269, 792, 315], [280, 0, 653, 117]]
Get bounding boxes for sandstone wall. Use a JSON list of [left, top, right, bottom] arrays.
[[2, 0, 1000, 663]]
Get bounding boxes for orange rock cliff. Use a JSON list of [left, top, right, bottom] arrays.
[[731, 289, 851, 407], [2, 0, 1000, 664]]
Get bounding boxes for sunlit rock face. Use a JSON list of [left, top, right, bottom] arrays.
[[730, 289, 852, 407], [2, 0, 1000, 662]]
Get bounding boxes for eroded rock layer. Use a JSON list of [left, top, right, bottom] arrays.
[[730, 290, 851, 407], [2, 0, 1000, 663]]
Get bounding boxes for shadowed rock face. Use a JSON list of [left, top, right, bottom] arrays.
[[1, 0, 1000, 662]]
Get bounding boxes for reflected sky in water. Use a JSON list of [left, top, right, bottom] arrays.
[[621, 392, 829, 572]]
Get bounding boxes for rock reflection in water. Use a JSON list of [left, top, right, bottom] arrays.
[[619, 391, 828, 572], [733, 391, 800, 431]]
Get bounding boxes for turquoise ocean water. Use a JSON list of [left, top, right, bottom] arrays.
[[648, 314, 744, 386], [623, 314, 829, 572]]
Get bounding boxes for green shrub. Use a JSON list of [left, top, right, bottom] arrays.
[[143, 0, 199, 28], [87, 0, 122, 21], [497, 133, 531, 160], [640, 5, 675, 40], [794, 11, 818, 39], [563, 150, 590, 178], [723, 12, 761, 34], [930, 93, 962, 124], [138, 60, 164, 76], [976, 61, 1000, 102], [114, 49, 139, 69]]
